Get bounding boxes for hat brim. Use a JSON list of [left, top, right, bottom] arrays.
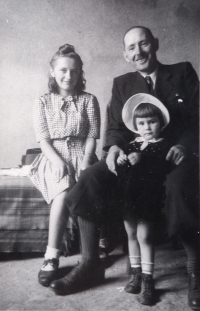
[[122, 93, 170, 133]]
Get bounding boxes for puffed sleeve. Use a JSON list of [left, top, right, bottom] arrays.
[[86, 95, 101, 138], [33, 96, 50, 142]]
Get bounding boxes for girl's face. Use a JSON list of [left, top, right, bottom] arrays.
[[50, 57, 81, 97], [135, 115, 161, 140]]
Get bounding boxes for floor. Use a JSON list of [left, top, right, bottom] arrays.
[[0, 241, 197, 311]]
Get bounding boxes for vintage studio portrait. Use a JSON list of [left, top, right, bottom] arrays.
[[0, 0, 199, 310]]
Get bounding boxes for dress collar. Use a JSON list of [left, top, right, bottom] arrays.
[[131, 136, 164, 143]]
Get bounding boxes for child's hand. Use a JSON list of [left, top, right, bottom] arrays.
[[128, 152, 141, 165], [117, 154, 128, 165]]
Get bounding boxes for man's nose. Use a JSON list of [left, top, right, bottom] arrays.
[[135, 44, 141, 54]]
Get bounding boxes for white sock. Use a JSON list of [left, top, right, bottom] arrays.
[[129, 255, 141, 268], [141, 262, 154, 275], [99, 238, 109, 249], [41, 246, 60, 271]]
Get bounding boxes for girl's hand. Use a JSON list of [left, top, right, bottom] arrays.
[[117, 154, 128, 165], [51, 160, 68, 182], [128, 152, 141, 165], [80, 156, 93, 171]]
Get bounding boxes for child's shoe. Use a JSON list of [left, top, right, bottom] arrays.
[[124, 267, 142, 294], [139, 273, 155, 305], [38, 258, 59, 287]]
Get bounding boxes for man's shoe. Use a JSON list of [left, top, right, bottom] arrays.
[[188, 272, 200, 310], [38, 258, 59, 287], [124, 267, 142, 294], [139, 273, 155, 305], [50, 261, 105, 295]]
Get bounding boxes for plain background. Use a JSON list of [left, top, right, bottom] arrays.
[[0, 0, 199, 168]]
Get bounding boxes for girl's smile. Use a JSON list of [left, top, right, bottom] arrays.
[[50, 57, 81, 97]]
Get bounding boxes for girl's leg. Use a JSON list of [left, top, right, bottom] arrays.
[[137, 219, 154, 273], [38, 190, 69, 286], [124, 213, 141, 266], [123, 213, 142, 294], [47, 190, 70, 250], [137, 219, 155, 305]]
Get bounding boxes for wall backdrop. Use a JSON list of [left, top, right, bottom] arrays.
[[0, 0, 199, 167]]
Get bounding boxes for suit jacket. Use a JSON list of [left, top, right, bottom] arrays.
[[104, 62, 199, 155]]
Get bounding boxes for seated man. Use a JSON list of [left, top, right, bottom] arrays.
[[50, 26, 199, 310]]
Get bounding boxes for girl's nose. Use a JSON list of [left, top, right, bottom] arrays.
[[65, 71, 71, 79], [144, 122, 150, 129]]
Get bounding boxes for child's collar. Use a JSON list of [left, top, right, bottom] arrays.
[[130, 137, 164, 144]]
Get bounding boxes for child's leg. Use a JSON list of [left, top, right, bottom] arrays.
[[137, 219, 154, 274], [137, 219, 155, 305], [123, 213, 142, 294], [39, 190, 69, 286], [124, 213, 141, 266], [48, 190, 70, 250]]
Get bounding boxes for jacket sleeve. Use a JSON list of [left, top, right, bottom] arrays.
[[177, 62, 199, 154], [103, 78, 134, 151]]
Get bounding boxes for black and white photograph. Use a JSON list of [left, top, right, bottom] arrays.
[[0, 1, 199, 310]]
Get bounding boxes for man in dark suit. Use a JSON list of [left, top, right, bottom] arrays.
[[50, 26, 199, 309]]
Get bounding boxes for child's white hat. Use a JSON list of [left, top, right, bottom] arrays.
[[122, 93, 170, 133]]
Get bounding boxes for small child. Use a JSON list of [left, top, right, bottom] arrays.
[[29, 44, 100, 287], [117, 93, 173, 305]]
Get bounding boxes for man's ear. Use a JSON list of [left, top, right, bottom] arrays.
[[123, 51, 130, 63], [153, 38, 159, 52]]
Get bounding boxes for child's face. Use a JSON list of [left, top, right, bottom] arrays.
[[135, 115, 161, 140], [50, 57, 81, 96]]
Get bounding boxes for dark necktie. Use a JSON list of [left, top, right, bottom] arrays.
[[145, 76, 154, 95]]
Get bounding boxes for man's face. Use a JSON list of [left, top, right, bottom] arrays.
[[123, 28, 158, 75]]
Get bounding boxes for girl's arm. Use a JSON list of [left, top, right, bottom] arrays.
[[80, 137, 96, 170], [40, 138, 68, 182]]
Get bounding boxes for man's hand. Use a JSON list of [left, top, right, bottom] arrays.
[[128, 152, 141, 165], [106, 145, 123, 175], [166, 145, 186, 165]]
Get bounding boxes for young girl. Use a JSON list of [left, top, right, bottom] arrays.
[[117, 93, 172, 306], [29, 44, 100, 287]]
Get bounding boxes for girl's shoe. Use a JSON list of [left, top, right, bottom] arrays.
[[139, 273, 155, 305], [38, 258, 59, 287], [124, 267, 142, 294]]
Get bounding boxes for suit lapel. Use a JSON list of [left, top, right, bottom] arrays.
[[125, 72, 150, 101], [155, 64, 173, 102]]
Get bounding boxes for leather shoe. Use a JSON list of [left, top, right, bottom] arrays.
[[139, 273, 155, 306], [188, 272, 200, 310], [124, 267, 142, 294], [38, 258, 59, 287], [50, 260, 105, 295]]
